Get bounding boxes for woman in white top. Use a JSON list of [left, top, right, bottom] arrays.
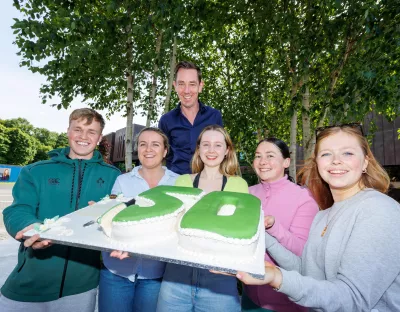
[[98, 127, 179, 312]]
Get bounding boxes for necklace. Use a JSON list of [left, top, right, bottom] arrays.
[[321, 189, 364, 237], [321, 206, 345, 237]]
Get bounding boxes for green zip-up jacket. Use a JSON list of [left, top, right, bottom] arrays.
[[1, 147, 120, 302]]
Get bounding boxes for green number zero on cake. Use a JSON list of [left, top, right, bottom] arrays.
[[178, 191, 262, 260]]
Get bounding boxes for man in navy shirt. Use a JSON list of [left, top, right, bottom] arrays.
[[158, 61, 223, 174]]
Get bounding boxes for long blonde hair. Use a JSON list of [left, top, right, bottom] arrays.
[[191, 125, 239, 176], [297, 126, 390, 210]]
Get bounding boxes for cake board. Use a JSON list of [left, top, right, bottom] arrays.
[[24, 199, 266, 279]]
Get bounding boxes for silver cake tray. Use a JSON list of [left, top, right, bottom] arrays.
[[24, 199, 266, 279]]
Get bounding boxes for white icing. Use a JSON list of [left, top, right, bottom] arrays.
[[217, 204, 236, 216], [177, 214, 263, 261], [178, 234, 258, 261], [178, 227, 259, 245], [33, 216, 72, 234], [134, 197, 154, 207], [111, 212, 184, 244]]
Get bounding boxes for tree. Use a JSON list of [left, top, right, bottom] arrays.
[[33, 128, 58, 148], [0, 124, 11, 164], [12, 0, 186, 171], [11, 0, 399, 174], [32, 140, 52, 163], [55, 133, 69, 149], [2, 118, 35, 135], [0, 118, 69, 164], [5, 128, 36, 165]]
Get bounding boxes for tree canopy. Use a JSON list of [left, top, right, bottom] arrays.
[[11, 0, 400, 172], [0, 118, 68, 165]]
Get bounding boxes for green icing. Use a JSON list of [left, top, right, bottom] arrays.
[[180, 191, 261, 239], [113, 185, 203, 222]]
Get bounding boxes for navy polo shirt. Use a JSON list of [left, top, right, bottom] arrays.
[[158, 101, 223, 174]]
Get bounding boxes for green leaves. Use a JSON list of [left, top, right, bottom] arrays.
[[10, 0, 399, 167], [0, 118, 67, 165], [4, 128, 36, 166]]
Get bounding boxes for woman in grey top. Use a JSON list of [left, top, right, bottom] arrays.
[[236, 124, 400, 312]]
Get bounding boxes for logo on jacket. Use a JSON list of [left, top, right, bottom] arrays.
[[97, 178, 105, 187], [48, 178, 60, 185]]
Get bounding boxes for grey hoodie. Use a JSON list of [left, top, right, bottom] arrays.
[[266, 189, 400, 312]]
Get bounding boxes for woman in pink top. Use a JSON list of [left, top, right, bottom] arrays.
[[242, 138, 319, 312]]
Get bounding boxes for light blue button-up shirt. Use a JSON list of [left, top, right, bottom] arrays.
[[102, 166, 179, 281]]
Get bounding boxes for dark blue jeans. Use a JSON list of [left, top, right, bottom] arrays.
[[98, 266, 162, 312]]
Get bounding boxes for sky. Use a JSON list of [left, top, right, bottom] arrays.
[[0, 2, 147, 135]]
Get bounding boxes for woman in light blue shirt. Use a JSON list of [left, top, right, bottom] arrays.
[[98, 127, 179, 312]]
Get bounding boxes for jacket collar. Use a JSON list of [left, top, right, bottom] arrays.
[[261, 175, 291, 192], [48, 147, 104, 164]]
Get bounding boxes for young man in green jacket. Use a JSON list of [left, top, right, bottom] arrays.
[[0, 108, 120, 312]]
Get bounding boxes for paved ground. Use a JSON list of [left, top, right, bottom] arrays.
[[0, 183, 18, 288], [0, 183, 13, 240]]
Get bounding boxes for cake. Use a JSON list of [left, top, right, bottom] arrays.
[[98, 186, 204, 244], [178, 191, 261, 261], [98, 185, 262, 261]]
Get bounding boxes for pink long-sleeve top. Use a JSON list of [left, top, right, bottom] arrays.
[[244, 175, 319, 312]]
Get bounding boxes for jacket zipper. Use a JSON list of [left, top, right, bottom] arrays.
[[59, 160, 83, 298]]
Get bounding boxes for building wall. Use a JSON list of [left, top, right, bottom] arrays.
[[104, 124, 146, 163], [295, 114, 400, 166]]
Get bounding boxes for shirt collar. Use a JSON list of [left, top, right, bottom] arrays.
[[129, 165, 173, 179], [176, 101, 207, 115]]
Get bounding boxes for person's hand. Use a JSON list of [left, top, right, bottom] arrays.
[[264, 215, 275, 229], [110, 250, 130, 260], [88, 201, 96, 205], [236, 262, 282, 288], [16, 224, 53, 249]]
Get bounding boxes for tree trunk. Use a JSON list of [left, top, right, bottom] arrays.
[[163, 36, 177, 114], [125, 73, 134, 172], [125, 19, 134, 172], [289, 108, 297, 181], [288, 78, 303, 180], [302, 83, 314, 160], [147, 30, 163, 126]]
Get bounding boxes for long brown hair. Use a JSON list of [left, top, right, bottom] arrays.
[[191, 125, 239, 176], [297, 126, 390, 210]]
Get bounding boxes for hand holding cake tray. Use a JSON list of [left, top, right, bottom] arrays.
[[24, 185, 266, 278]]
